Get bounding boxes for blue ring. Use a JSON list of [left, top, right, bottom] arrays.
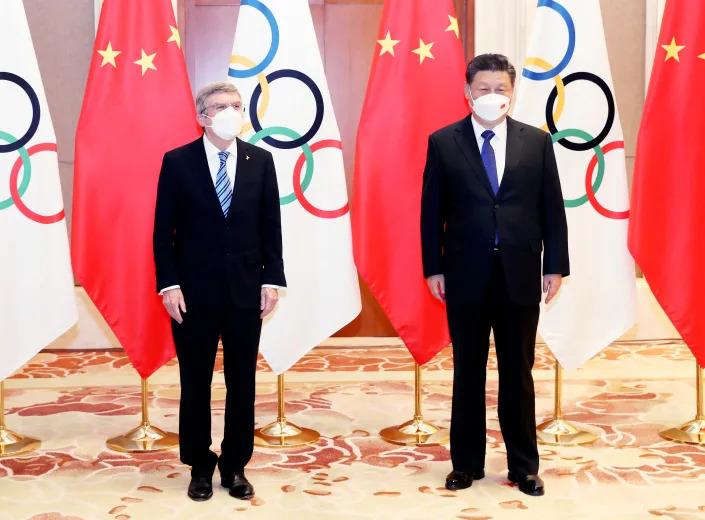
[[522, 0, 575, 81], [227, 0, 279, 78], [0, 72, 40, 154], [249, 69, 324, 149]]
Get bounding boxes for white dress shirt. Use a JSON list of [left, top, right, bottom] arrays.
[[471, 116, 507, 185], [159, 135, 280, 294]]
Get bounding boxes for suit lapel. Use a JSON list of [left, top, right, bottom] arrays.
[[496, 117, 525, 199], [453, 116, 495, 199], [227, 138, 248, 220], [190, 137, 226, 219]]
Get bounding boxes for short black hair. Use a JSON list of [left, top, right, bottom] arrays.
[[465, 53, 516, 86]]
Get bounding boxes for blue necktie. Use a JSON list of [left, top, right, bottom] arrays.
[[215, 151, 232, 217], [480, 130, 499, 245]]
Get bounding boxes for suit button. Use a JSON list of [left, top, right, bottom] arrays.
[[225, 252, 230, 257], [494, 204, 499, 210]]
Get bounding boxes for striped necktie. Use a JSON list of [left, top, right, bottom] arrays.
[[215, 150, 232, 217]]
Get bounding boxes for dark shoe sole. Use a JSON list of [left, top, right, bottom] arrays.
[[445, 469, 485, 490], [187, 491, 213, 502], [229, 490, 254, 500]]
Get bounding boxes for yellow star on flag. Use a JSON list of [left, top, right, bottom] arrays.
[[377, 31, 400, 57], [97, 41, 121, 68], [446, 15, 459, 38], [662, 37, 685, 61], [133, 49, 157, 75], [699, 52, 705, 60], [167, 25, 181, 49], [412, 39, 435, 64]]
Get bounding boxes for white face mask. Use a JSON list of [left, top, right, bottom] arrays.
[[469, 93, 511, 122], [204, 106, 243, 140]]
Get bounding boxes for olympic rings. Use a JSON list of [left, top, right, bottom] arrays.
[[292, 140, 349, 218], [522, 57, 565, 132], [248, 126, 314, 205], [230, 55, 270, 134], [227, 0, 279, 78], [249, 69, 324, 149], [521, 0, 575, 81], [0, 131, 32, 210], [585, 141, 629, 219], [0, 72, 40, 153], [551, 128, 605, 208]]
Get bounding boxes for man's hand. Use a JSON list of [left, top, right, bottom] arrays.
[[162, 288, 186, 323], [543, 274, 562, 304], [426, 274, 446, 303], [260, 287, 279, 319]]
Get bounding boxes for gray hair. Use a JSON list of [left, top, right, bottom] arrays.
[[195, 81, 241, 115]]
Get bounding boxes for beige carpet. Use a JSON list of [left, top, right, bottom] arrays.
[[1, 342, 704, 520]]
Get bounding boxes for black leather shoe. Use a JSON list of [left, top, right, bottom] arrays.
[[445, 469, 485, 490], [187, 476, 213, 501], [221, 472, 254, 500], [508, 472, 544, 496]]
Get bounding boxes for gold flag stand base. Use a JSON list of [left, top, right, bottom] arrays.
[[379, 362, 449, 446], [0, 381, 41, 458], [106, 378, 179, 453], [537, 361, 599, 446], [254, 374, 320, 448], [660, 363, 705, 445]]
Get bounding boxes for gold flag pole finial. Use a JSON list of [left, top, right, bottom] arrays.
[[254, 372, 320, 447], [536, 360, 599, 445], [380, 362, 449, 446], [0, 380, 41, 457], [106, 377, 179, 452], [659, 361, 705, 444]]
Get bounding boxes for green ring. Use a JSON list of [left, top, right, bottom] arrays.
[[0, 130, 32, 210], [551, 128, 604, 208], [248, 126, 314, 205]]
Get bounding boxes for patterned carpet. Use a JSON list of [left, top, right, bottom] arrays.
[[1, 341, 704, 520]]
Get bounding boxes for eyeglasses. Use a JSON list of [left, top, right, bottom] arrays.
[[203, 102, 245, 114]]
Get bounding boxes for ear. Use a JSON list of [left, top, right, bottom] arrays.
[[464, 83, 472, 101], [197, 113, 209, 128]]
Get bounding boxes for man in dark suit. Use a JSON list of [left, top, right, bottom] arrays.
[[153, 82, 285, 502], [421, 54, 569, 497]]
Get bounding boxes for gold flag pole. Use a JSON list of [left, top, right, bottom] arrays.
[[380, 362, 449, 446], [0, 380, 41, 457], [254, 372, 320, 447], [106, 377, 178, 452], [660, 362, 705, 444], [536, 360, 599, 445]]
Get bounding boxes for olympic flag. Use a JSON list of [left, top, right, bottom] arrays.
[[0, 0, 77, 381], [513, 0, 636, 371], [229, 0, 361, 374]]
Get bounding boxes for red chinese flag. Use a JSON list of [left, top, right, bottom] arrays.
[[72, 0, 200, 378], [352, 0, 467, 365], [629, 0, 705, 365]]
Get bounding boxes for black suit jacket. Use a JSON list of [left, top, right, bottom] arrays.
[[421, 116, 569, 306], [153, 137, 286, 309]]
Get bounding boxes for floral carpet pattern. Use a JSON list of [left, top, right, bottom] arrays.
[[1, 341, 704, 520]]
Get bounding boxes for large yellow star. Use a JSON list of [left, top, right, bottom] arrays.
[[167, 25, 181, 49], [662, 37, 685, 61], [97, 41, 121, 68], [446, 15, 459, 38], [699, 52, 705, 60], [133, 49, 157, 75], [412, 39, 435, 64], [377, 31, 400, 57]]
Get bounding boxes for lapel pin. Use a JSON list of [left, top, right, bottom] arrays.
[[246, 155, 250, 161]]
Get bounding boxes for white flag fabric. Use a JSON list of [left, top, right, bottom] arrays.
[[229, 0, 361, 374], [513, 0, 636, 371], [0, 0, 77, 381]]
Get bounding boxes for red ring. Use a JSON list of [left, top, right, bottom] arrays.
[[585, 140, 629, 220], [10, 142, 65, 224], [292, 139, 349, 219]]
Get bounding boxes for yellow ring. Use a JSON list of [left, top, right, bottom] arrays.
[[230, 55, 270, 134], [523, 57, 565, 132]]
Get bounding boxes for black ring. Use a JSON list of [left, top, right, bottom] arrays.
[[0, 72, 40, 154], [545, 71, 615, 151], [249, 69, 324, 149]]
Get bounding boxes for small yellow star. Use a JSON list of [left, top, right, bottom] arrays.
[[377, 31, 400, 57], [412, 39, 435, 64], [446, 15, 459, 38], [97, 41, 121, 68], [167, 25, 181, 49], [133, 49, 157, 75], [662, 37, 685, 61], [699, 52, 705, 60]]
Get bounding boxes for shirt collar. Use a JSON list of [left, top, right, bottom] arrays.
[[203, 134, 239, 159], [471, 115, 508, 142]]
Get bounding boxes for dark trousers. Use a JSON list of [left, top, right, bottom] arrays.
[[171, 304, 262, 478], [446, 252, 540, 476]]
